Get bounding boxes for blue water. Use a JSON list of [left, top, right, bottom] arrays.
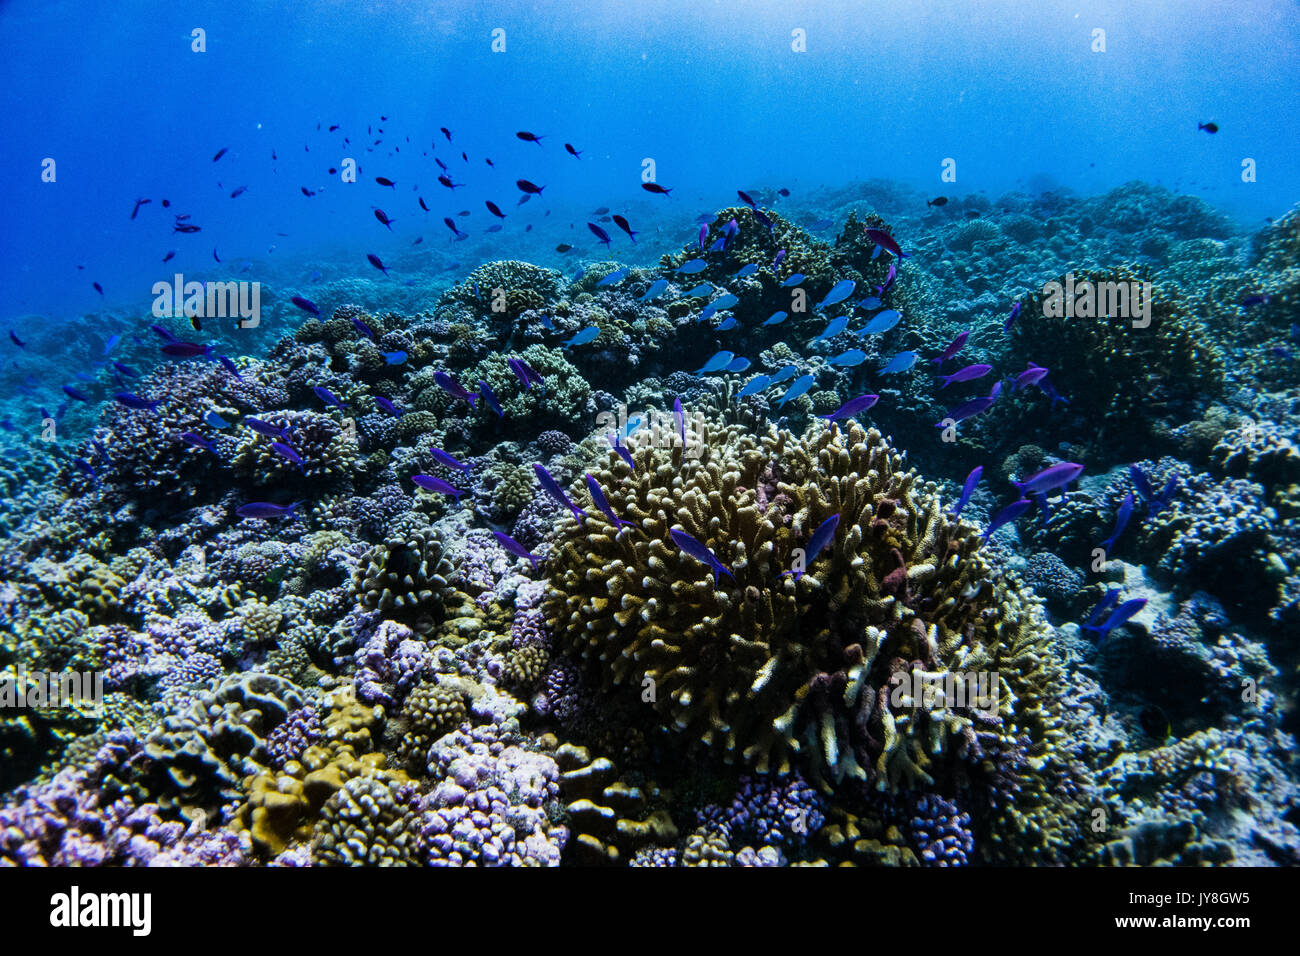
[[2, 0, 1296, 319]]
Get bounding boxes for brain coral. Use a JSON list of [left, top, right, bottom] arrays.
[[543, 415, 1084, 859]]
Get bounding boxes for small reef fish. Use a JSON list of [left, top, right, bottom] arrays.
[[864, 227, 908, 259], [783, 513, 840, 581], [862, 310, 901, 335], [1100, 492, 1135, 552], [670, 528, 734, 585], [981, 498, 1033, 545], [696, 350, 734, 375], [949, 466, 983, 518], [778, 374, 815, 407], [937, 363, 993, 388], [738, 375, 771, 397], [412, 474, 465, 499], [879, 351, 918, 374], [493, 531, 540, 569], [433, 370, 477, 407], [586, 474, 636, 531], [780, 273, 805, 287], [430, 447, 469, 471], [763, 311, 788, 326], [639, 279, 669, 300], [312, 385, 349, 411], [817, 279, 856, 310], [769, 365, 798, 386], [535, 463, 587, 522], [819, 394, 878, 421], [236, 501, 301, 519], [827, 349, 866, 367], [931, 329, 970, 366], [113, 392, 161, 412], [1012, 462, 1084, 497], [478, 381, 504, 418], [677, 259, 708, 274], [809, 315, 849, 344], [375, 396, 402, 417], [1082, 597, 1148, 642], [562, 327, 600, 348]]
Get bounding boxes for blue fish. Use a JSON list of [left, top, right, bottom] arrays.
[[493, 530, 540, 570], [102, 334, 121, 355], [541, 315, 555, 330], [313, 385, 348, 411], [640, 279, 669, 300], [809, 315, 849, 344], [1129, 464, 1154, 502], [949, 466, 983, 518], [270, 441, 305, 470], [696, 350, 734, 375], [763, 311, 789, 326], [111, 361, 138, 378], [1081, 598, 1148, 642], [382, 351, 407, 365], [817, 279, 856, 310], [1100, 493, 1135, 551], [778, 374, 815, 407], [819, 394, 878, 421], [826, 349, 866, 367], [735, 263, 759, 278], [981, 498, 1034, 545], [607, 432, 636, 471], [535, 463, 587, 522], [769, 364, 798, 386], [478, 381, 504, 418], [862, 309, 901, 334], [712, 293, 739, 310], [563, 327, 600, 348], [412, 474, 465, 499], [738, 375, 771, 397], [375, 395, 402, 417], [217, 355, 242, 378], [780, 273, 805, 287], [717, 316, 737, 331], [62, 385, 92, 402], [859, 296, 882, 309], [586, 473, 635, 531], [670, 528, 734, 586], [677, 259, 708, 274], [433, 370, 477, 407], [879, 351, 918, 374], [430, 446, 469, 471], [708, 237, 727, 252], [113, 392, 161, 412], [245, 417, 289, 440], [597, 267, 629, 287], [784, 513, 840, 581], [724, 356, 750, 373], [686, 283, 713, 297], [178, 431, 217, 453], [1085, 589, 1122, 627]]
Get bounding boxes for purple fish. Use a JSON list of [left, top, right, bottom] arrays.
[[864, 227, 908, 259], [493, 530, 540, 570], [819, 394, 879, 421], [987, 380, 1004, 402], [478, 380, 503, 418], [179, 431, 216, 452], [270, 442, 304, 469], [607, 433, 635, 471], [936, 396, 995, 427], [937, 364, 992, 388], [1081, 597, 1147, 642], [723, 218, 739, 247], [1039, 376, 1068, 408], [113, 392, 161, 411], [112, 361, 138, 377], [1130, 464, 1155, 503], [236, 501, 301, 519], [981, 498, 1033, 544], [367, 253, 388, 275], [673, 398, 685, 448], [62, 385, 92, 402], [1003, 301, 1021, 332], [517, 359, 545, 392], [670, 528, 734, 586], [1100, 492, 1134, 552], [698, 223, 708, 250], [931, 329, 970, 366], [161, 342, 212, 359], [313, 385, 348, 411], [772, 249, 786, 270], [412, 474, 465, 499], [245, 417, 289, 440], [149, 324, 179, 343], [351, 315, 377, 339], [1013, 362, 1049, 391], [217, 355, 242, 378], [753, 208, 774, 235], [291, 295, 320, 316], [507, 359, 530, 390], [375, 395, 402, 417], [535, 464, 587, 522], [876, 261, 897, 296], [433, 371, 476, 408], [784, 513, 840, 580], [949, 466, 983, 518], [1012, 462, 1083, 498], [586, 473, 635, 531], [430, 446, 468, 471]]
